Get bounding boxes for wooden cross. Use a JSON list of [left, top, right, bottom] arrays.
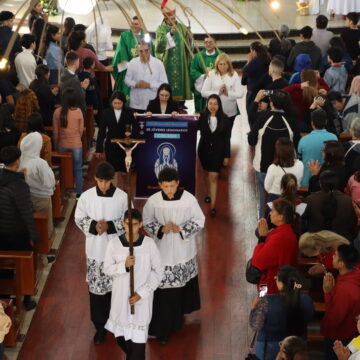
[[111, 126, 145, 314]]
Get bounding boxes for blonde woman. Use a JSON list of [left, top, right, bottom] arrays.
[[299, 230, 349, 275], [201, 53, 243, 141]]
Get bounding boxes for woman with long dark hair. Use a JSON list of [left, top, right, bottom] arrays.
[[95, 91, 135, 188], [52, 88, 84, 197], [250, 265, 314, 360], [303, 170, 357, 241], [198, 94, 230, 215], [28, 1, 48, 32], [29, 64, 59, 125], [252, 199, 299, 294], [61, 17, 75, 53], [146, 83, 179, 115], [44, 24, 64, 84]]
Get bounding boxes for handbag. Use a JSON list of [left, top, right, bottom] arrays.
[[246, 258, 262, 284]]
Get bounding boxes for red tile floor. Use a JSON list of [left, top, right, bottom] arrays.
[[17, 114, 259, 360]]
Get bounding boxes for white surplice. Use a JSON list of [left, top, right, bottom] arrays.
[[74, 185, 128, 295], [125, 55, 168, 110], [104, 235, 163, 343], [143, 190, 205, 289]]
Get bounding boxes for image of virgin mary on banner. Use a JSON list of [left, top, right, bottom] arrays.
[[154, 142, 179, 178], [134, 114, 198, 198]]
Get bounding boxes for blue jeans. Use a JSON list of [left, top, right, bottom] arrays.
[[49, 69, 60, 84], [59, 147, 83, 195], [256, 171, 266, 219], [255, 340, 279, 360]]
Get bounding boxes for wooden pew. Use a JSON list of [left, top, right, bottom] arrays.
[[52, 151, 74, 191], [0, 251, 35, 346], [340, 133, 352, 143], [33, 213, 52, 255], [52, 180, 64, 219], [86, 105, 95, 143], [95, 71, 109, 99]]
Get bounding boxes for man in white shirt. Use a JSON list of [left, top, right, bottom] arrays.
[[14, 34, 37, 88], [311, 15, 334, 57], [125, 41, 168, 112]]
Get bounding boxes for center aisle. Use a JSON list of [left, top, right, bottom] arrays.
[[18, 105, 258, 360]]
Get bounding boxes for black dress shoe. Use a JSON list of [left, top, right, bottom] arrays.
[[204, 196, 211, 203], [23, 299, 37, 311], [210, 208, 216, 216], [94, 329, 106, 344], [156, 336, 168, 345]]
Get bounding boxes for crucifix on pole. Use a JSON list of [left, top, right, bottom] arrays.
[[111, 124, 145, 314]]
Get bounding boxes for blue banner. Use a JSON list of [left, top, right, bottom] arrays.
[[134, 114, 199, 198]]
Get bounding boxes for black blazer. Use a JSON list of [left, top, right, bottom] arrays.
[[96, 107, 135, 153], [198, 113, 231, 158], [146, 98, 179, 114]]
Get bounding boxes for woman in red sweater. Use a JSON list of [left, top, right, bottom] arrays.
[[252, 199, 299, 294]]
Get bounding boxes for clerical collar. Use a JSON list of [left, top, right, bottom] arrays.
[[161, 189, 184, 201], [119, 233, 144, 247], [206, 50, 215, 56], [96, 183, 116, 197]]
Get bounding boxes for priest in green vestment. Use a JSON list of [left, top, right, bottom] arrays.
[[155, 1, 192, 102], [190, 37, 222, 113], [112, 16, 154, 103]]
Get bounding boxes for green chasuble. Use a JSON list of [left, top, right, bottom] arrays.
[[190, 49, 221, 113], [155, 22, 192, 101], [112, 30, 154, 104]]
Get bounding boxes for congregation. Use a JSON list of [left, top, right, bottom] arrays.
[[1, 0, 360, 359]]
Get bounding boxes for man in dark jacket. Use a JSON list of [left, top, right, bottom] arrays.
[[287, 26, 322, 70], [0, 11, 22, 66], [60, 51, 89, 115], [0, 146, 39, 250]]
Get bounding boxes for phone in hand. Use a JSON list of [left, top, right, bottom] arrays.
[[259, 284, 268, 297]]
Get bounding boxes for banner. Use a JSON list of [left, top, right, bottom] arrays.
[[134, 114, 199, 198]]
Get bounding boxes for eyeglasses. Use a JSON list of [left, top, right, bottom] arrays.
[[139, 49, 149, 53]]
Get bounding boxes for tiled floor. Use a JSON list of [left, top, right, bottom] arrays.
[[1, 0, 347, 34]]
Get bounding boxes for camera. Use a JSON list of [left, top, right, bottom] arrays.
[[263, 90, 273, 97]]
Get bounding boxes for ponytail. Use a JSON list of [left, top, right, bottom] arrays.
[[281, 173, 298, 205], [277, 266, 306, 337]]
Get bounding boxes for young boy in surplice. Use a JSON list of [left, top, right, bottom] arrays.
[[104, 209, 163, 360], [143, 168, 205, 344], [75, 162, 128, 344]]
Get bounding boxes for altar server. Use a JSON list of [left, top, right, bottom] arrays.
[[74, 162, 128, 344], [104, 209, 163, 360], [143, 168, 205, 344]]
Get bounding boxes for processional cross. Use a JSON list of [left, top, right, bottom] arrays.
[[111, 124, 145, 314]]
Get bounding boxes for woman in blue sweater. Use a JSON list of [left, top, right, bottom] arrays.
[[249, 266, 314, 360]]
